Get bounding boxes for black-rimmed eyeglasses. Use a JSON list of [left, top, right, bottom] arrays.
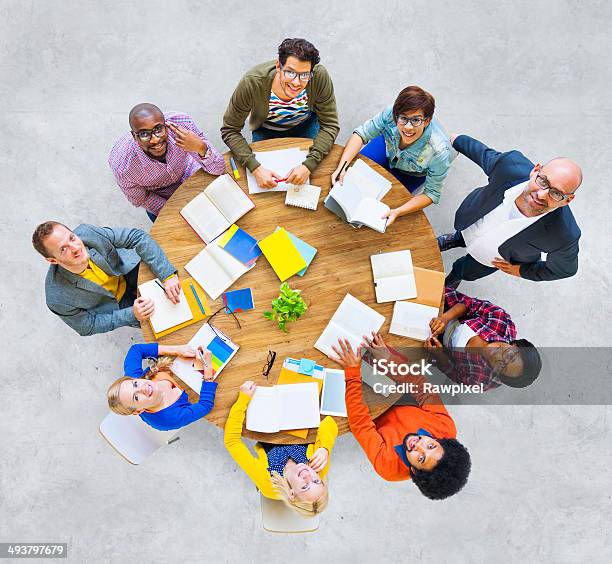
[[397, 115, 426, 127], [133, 123, 166, 143], [262, 350, 277, 379], [206, 306, 241, 342], [535, 173, 574, 202], [281, 66, 313, 83]]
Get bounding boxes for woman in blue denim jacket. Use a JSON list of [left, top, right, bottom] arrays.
[[332, 86, 453, 226]]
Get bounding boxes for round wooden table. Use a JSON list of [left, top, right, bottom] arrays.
[[138, 138, 443, 444]]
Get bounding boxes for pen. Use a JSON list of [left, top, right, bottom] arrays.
[[190, 283, 205, 315], [335, 161, 348, 182], [274, 177, 288, 183], [197, 347, 209, 368], [154, 279, 165, 291], [230, 156, 240, 180]]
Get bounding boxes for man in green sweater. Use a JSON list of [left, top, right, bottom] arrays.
[[221, 37, 339, 189]]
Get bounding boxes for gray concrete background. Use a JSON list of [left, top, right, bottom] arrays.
[[1, 0, 611, 562]]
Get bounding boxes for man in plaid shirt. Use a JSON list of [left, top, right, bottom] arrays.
[[109, 103, 226, 220], [425, 287, 542, 389]]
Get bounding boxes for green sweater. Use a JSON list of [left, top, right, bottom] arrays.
[[221, 60, 340, 173]]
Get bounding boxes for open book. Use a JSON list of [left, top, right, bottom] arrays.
[[246, 382, 321, 433], [185, 238, 252, 300], [137, 279, 193, 334], [390, 301, 440, 341], [180, 174, 255, 243], [371, 250, 417, 303], [171, 323, 239, 393], [314, 293, 385, 358], [246, 148, 308, 194], [324, 162, 390, 232]]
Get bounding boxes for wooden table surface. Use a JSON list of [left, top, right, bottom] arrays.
[[139, 138, 443, 444]]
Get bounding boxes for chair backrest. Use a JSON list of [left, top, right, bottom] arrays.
[[99, 412, 178, 465], [260, 494, 320, 533]]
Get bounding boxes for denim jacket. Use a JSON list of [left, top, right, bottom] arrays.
[[354, 105, 452, 204]]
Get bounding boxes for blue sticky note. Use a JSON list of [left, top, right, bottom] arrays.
[[298, 358, 316, 376]]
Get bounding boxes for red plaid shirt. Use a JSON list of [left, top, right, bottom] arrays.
[[441, 287, 517, 390], [109, 112, 226, 215]]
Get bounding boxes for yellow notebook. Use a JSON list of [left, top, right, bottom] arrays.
[[152, 277, 212, 339], [258, 227, 307, 281], [277, 368, 323, 439]]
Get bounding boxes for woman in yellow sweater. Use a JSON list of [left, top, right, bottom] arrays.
[[224, 380, 338, 517]]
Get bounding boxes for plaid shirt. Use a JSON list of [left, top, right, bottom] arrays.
[[441, 287, 517, 390], [109, 112, 226, 215]]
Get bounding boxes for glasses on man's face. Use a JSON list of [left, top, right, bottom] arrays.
[[397, 115, 426, 127], [281, 67, 313, 83], [534, 173, 573, 202], [262, 350, 277, 379], [134, 123, 167, 143], [206, 306, 241, 342], [491, 347, 520, 378]]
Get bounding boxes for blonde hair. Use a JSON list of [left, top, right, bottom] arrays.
[[269, 471, 329, 517], [106, 356, 174, 415]]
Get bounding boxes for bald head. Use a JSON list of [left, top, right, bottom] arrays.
[[129, 103, 163, 130], [543, 157, 583, 192]]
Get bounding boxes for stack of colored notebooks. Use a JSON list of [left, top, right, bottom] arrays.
[[218, 224, 261, 266], [258, 227, 317, 281]]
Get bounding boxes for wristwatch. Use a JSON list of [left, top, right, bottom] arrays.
[[198, 145, 211, 159]]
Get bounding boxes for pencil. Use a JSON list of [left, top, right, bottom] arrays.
[[190, 283, 205, 314]]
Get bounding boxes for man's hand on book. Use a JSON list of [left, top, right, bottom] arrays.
[[330, 338, 362, 368], [285, 164, 310, 185], [163, 274, 181, 304], [253, 165, 283, 188], [133, 297, 155, 321]]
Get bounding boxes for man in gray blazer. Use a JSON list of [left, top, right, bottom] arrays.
[[33, 221, 181, 336]]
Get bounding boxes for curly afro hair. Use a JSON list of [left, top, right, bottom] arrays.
[[411, 438, 471, 500]]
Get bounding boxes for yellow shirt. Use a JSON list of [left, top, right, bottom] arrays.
[[79, 259, 126, 302], [223, 392, 338, 499]]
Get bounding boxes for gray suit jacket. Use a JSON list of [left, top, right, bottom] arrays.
[[45, 224, 176, 336]]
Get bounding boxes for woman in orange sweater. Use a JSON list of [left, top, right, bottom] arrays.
[[331, 335, 471, 500]]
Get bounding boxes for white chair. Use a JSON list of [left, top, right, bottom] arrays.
[[260, 493, 320, 533], [99, 412, 179, 465]]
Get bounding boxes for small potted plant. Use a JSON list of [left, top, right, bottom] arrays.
[[263, 282, 307, 332]]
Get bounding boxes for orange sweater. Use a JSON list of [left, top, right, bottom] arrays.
[[345, 366, 457, 481]]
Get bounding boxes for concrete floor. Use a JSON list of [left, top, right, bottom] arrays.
[[2, 1, 611, 562]]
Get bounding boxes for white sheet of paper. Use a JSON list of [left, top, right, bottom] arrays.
[[246, 387, 281, 433], [246, 148, 308, 193], [390, 301, 439, 341], [371, 250, 417, 302], [137, 279, 193, 334], [277, 382, 321, 429]]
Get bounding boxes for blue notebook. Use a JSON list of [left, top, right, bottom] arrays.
[[222, 288, 254, 313], [219, 224, 261, 266], [274, 227, 317, 276]]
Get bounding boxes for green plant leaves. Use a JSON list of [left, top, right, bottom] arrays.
[[263, 282, 308, 332]]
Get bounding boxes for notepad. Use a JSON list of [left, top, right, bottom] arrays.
[[218, 224, 261, 266], [246, 148, 308, 194], [320, 369, 347, 417], [371, 250, 417, 303], [180, 174, 255, 243], [285, 184, 321, 210], [314, 293, 385, 358], [258, 228, 307, 281], [222, 288, 254, 313], [137, 279, 193, 334], [185, 238, 252, 300], [246, 382, 321, 433], [389, 301, 440, 341], [170, 323, 239, 393], [273, 227, 317, 276]]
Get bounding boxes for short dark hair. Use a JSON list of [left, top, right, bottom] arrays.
[[32, 221, 68, 258], [498, 339, 542, 388], [277, 38, 320, 68], [392, 85, 436, 121], [411, 438, 471, 500]]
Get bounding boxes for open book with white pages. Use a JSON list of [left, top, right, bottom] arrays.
[[180, 174, 255, 244], [137, 279, 193, 334], [324, 159, 392, 232], [246, 382, 321, 433], [370, 250, 417, 303], [389, 301, 439, 341], [314, 293, 385, 358], [246, 148, 308, 193], [185, 238, 253, 300]]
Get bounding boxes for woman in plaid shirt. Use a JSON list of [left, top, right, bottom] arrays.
[[425, 287, 542, 390]]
